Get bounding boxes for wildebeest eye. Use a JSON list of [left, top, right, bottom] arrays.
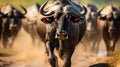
[[41, 16, 54, 24], [2, 14, 13, 18], [108, 17, 113, 21], [71, 16, 84, 23], [2, 14, 8, 18], [99, 16, 106, 20]]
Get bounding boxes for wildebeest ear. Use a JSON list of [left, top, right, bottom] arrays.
[[97, 7, 107, 20], [13, 9, 26, 18], [117, 11, 120, 18], [98, 15, 106, 20], [41, 16, 54, 24], [113, 10, 120, 19], [0, 12, 3, 17], [2, 14, 8, 18]]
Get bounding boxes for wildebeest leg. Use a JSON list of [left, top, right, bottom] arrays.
[[29, 24, 35, 44], [0, 22, 2, 41], [111, 37, 119, 51], [91, 37, 101, 53], [59, 40, 64, 59], [81, 35, 90, 52], [46, 41, 58, 67], [9, 35, 16, 48], [32, 24, 38, 45], [2, 34, 8, 48], [0, 33, 1, 41], [30, 24, 39, 45], [63, 48, 74, 67], [103, 37, 112, 56]]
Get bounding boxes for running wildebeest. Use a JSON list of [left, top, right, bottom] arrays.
[[22, 3, 40, 44], [0, 4, 26, 48], [97, 5, 120, 56], [81, 4, 101, 53], [37, 0, 87, 67]]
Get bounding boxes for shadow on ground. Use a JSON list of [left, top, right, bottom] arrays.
[[89, 63, 110, 67]]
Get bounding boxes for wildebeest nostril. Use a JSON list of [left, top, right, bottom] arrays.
[[57, 30, 68, 37], [59, 30, 67, 35], [55, 30, 68, 40]]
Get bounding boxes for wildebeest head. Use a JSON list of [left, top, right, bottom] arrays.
[[85, 4, 98, 31], [98, 5, 120, 33], [1, 4, 26, 31], [25, 3, 40, 23], [39, 0, 87, 40]]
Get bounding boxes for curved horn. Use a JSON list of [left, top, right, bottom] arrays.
[[79, 5, 87, 16], [67, 0, 87, 16], [97, 7, 104, 16], [0, 7, 3, 17], [40, 0, 55, 16], [20, 5, 27, 15]]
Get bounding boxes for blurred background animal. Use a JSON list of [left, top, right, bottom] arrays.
[[0, 4, 26, 48], [81, 4, 101, 53], [97, 5, 120, 56], [22, 3, 40, 44]]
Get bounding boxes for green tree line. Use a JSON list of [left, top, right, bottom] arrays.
[[0, 0, 119, 9]]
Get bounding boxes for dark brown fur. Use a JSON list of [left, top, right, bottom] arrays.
[[97, 5, 120, 56], [37, 0, 87, 67], [82, 4, 101, 53], [0, 4, 25, 48]]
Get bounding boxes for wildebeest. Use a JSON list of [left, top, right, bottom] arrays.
[[0, 4, 26, 48], [97, 5, 120, 56], [22, 3, 40, 44], [37, 0, 87, 67], [81, 4, 101, 53], [85, 4, 98, 31]]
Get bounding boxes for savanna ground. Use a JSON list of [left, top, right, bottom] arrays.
[[0, 27, 120, 67], [0, 0, 120, 67]]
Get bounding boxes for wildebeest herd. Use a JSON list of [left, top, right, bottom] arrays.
[[0, 0, 120, 67]]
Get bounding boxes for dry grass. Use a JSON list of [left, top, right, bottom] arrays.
[[108, 51, 120, 67]]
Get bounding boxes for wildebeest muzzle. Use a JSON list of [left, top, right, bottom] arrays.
[[55, 30, 68, 40], [9, 23, 17, 31], [108, 21, 115, 33]]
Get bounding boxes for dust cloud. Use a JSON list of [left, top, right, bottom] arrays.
[[0, 27, 120, 67]]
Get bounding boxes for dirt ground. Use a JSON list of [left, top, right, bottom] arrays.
[[0, 27, 120, 67]]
